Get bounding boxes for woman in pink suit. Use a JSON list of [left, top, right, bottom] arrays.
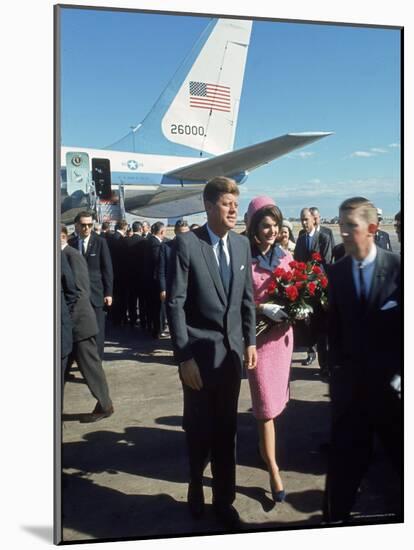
[[246, 196, 294, 503]]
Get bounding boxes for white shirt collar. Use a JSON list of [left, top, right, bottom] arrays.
[[206, 224, 229, 246], [351, 243, 377, 268]]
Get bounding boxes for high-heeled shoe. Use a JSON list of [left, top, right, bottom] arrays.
[[270, 477, 286, 503], [271, 487, 286, 502]]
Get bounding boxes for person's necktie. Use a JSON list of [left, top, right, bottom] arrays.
[[307, 233, 312, 252], [218, 238, 230, 296], [358, 262, 366, 308]]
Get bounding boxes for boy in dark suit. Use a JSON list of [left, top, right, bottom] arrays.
[[323, 197, 402, 523], [167, 177, 257, 529]]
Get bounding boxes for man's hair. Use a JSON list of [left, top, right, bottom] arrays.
[[101, 221, 110, 231], [74, 210, 95, 222], [394, 211, 401, 222], [115, 220, 128, 231], [132, 221, 142, 232], [174, 219, 188, 230], [339, 197, 378, 225], [300, 207, 311, 218], [61, 224, 68, 235], [151, 221, 165, 235], [247, 205, 284, 245], [203, 176, 239, 204], [309, 207, 320, 216]]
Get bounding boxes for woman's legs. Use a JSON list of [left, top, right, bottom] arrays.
[[258, 418, 284, 492]]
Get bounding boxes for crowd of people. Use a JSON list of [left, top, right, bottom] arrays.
[[61, 176, 402, 529]]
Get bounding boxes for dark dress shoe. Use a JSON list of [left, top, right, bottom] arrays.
[[80, 403, 114, 423], [302, 351, 316, 366], [187, 483, 205, 519], [213, 504, 241, 529]]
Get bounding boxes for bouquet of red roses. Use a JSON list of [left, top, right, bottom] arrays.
[[256, 252, 328, 337]]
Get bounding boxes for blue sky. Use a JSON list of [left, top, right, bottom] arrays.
[[60, 7, 401, 219]]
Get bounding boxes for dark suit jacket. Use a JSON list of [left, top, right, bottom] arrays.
[[68, 232, 113, 308], [166, 225, 256, 378], [144, 234, 164, 290], [159, 239, 175, 293], [375, 229, 392, 251], [124, 234, 144, 275], [61, 252, 77, 358], [327, 246, 401, 409], [294, 229, 332, 265], [63, 244, 98, 341], [299, 225, 335, 249]]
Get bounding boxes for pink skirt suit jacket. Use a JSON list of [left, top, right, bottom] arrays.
[[247, 245, 294, 420]]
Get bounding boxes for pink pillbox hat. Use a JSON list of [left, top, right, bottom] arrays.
[[246, 196, 276, 224]]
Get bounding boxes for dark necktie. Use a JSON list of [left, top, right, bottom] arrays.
[[218, 238, 230, 296], [307, 233, 312, 252], [358, 262, 366, 308]]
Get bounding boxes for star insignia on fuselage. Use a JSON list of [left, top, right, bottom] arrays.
[[127, 160, 138, 170]]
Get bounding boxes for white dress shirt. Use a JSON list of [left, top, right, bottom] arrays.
[[351, 243, 377, 299], [206, 224, 230, 267], [78, 233, 91, 255]]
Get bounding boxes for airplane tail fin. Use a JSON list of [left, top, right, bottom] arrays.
[[107, 18, 252, 158]]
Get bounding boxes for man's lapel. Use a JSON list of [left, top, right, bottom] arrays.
[[85, 233, 95, 258], [366, 247, 389, 312], [197, 225, 227, 306]]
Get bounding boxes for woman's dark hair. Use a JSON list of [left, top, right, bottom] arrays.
[[247, 205, 284, 248]]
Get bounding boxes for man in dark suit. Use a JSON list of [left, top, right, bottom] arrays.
[[107, 220, 128, 326], [374, 208, 392, 251], [310, 206, 335, 250], [124, 221, 144, 326], [69, 211, 113, 359], [295, 208, 332, 368], [62, 226, 114, 421], [159, 219, 189, 304], [144, 221, 167, 338], [61, 252, 77, 380], [323, 197, 402, 523], [295, 208, 333, 266], [167, 177, 257, 529]]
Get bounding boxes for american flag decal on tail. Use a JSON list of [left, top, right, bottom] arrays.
[[189, 81, 231, 112]]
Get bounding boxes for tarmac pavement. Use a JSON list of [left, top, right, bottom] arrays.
[[61, 323, 402, 543]]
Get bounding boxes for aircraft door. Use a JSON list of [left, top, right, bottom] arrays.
[[66, 152, 90, 195], [92, 158, 112, 200]]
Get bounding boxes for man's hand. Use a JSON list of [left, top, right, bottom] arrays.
[[179, 358, 203, 390], [244, 345, 257, 370], [104, 296, 112, 307], [160, 291, 166, 303]]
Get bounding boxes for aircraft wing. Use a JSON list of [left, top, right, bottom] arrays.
[[165, 132, 333, 181]]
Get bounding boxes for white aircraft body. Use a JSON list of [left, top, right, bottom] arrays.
[[60, 17, 332, 221]]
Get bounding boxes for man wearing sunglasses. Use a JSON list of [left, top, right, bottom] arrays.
[[69, 211, 114, 359]]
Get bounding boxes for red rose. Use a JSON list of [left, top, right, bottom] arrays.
[[320, 276, 328, 288], [312, 265, 322, 275], [297, 262, 307, 271], [289, 260, 298, 269], [267, 281, 276, 294], [311, 252, 322, 262], [308, 282, 316, 295], [273, 267, 285, 278], [285, 285, 299, 302], [282, 271, 293, 282]]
